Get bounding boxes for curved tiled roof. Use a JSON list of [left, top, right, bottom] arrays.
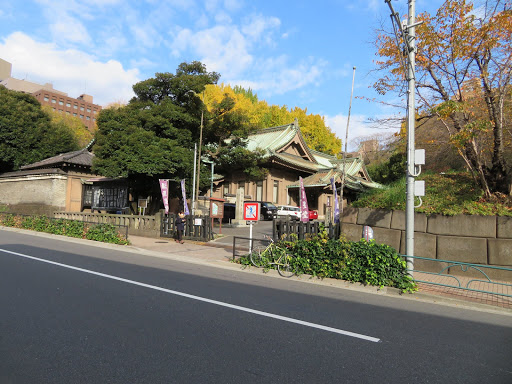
[[20, 148, 94, 170]]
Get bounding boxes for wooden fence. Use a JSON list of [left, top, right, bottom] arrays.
[[161, 213, 213, 242], [272, 219, 344, 241]]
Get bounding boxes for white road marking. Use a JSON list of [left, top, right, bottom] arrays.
[[1, 248, 381, 343]]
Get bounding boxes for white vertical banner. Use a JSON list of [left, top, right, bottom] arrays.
[[159, 179, 169, 214], [181, 179, 190, 215], [299, 177, 309, 223]]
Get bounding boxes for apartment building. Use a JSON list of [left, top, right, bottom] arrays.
[[32, 90, 101, 131], [0, 58, 101, 131]]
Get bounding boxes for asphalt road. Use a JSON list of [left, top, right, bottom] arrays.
[[1, 230, 511, 383]]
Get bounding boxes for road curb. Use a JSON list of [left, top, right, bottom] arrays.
[[2, 226, 511, 315]]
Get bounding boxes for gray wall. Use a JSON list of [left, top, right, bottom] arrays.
[[341, 207, 512, 280], [0, 175, 68, 210]]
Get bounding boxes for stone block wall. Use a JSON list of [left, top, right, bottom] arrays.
[[53, 211, 162, 238], [341, 208, 512, 280]]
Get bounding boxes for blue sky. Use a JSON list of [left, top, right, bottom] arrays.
[[0, 0, 444, 149]]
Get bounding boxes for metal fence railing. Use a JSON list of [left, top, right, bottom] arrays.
[[232, 236, 271, 261], [403, 255, 512, 299]]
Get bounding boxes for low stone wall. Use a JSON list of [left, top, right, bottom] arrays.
[[341, 208, 512, 280], [53, 212, 162, 238]]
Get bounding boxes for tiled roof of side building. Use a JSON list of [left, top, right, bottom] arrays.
[[20, 148, 94, 170]]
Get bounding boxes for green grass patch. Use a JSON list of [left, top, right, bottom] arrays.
[[353, 171, 512, 216]]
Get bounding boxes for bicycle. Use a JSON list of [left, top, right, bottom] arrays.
[[250, 235, 297, 278]]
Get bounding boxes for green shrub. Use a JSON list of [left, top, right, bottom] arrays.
[[64, 220, 85, 238], [0, 214, 128, 245], [235, 235, 417, 293], [85, 223, 129, 245], [0, 213, 16, 227], [342, 240, 415, 292]]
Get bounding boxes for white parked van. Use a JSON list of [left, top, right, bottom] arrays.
[[276, 205, 300, 220]]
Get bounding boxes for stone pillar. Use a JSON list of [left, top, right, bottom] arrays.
[[231, 188, 246, 227]]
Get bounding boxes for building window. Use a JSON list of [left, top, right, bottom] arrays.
[[93, 118, 96, 122], [256, 181, 263, 201], [80, 106, 85, 111], [58, 100, 64, 105], [273, 181, 279, 203], [87, 107, 91, 112], [223, 183, 229, 196], [52, 107, 56, 111], [66, 111, 70, 115], [73, 104, 78, 109], [73, 113, 77, 116], [80, 114, 84, 118], [44, 96, 49, 102], [51, 99, 56, 103], [66, 102, 71, 107], [86, 116, 90, 120], [93, 110, 97, 114]]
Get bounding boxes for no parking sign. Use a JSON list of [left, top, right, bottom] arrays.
[[243, 202, 260, 221]]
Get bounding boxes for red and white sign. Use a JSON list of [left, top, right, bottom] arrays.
[[243, 203, 260, 221]]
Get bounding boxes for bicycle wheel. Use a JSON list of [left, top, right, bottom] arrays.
[[250, 245, 267, 268], [277, 253, 296, 278]]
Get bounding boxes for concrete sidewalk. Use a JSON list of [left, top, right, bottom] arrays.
[[127, 234, 512, 312]]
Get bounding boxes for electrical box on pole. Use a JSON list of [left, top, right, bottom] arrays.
[[415, 149, 425, 165], [414, 180, 425, 196]]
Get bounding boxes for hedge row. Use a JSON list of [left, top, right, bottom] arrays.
[[0, 214, 129, 245], [236, 234, 417, 293]]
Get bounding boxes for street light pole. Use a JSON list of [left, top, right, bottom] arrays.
[[194, 91, 204, 215], [340, 66, 356, 217]]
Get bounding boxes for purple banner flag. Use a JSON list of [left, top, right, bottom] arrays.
[[181, 179, 189, 215], [330, 177, 340, 224], [299, 177, 309, 223], [159, 179, 169, 214]]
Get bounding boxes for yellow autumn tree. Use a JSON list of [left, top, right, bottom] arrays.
[[203, 83, 341, 155], [42, 106, 94, 148]]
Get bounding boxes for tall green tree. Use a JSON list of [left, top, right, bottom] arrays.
[[93, 61, 260, 198], [0, 86, 79, 173]]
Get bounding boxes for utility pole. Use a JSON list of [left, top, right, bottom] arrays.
[[340, 66, 356, 217], [405, 0, 417, 275], [385, 0, 420, 276]]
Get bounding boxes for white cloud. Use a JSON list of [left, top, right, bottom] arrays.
[[325, 113, 399, 151], [223, 0, 243, 13], [0, 32, 139, 106], [49, 14, 92, 45], [170, 25, 253, 78], [241, 14, 280, 43], [229, 56, 326, 97]]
